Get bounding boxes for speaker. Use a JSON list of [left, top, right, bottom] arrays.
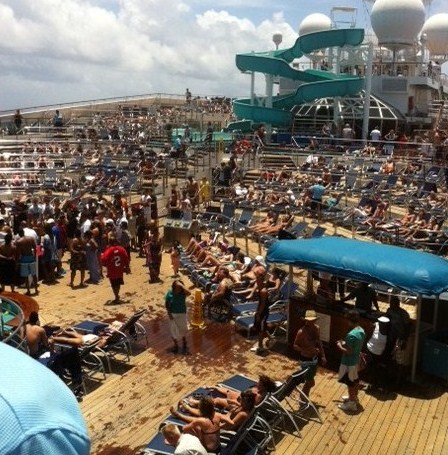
[[164, 219, 199, 246]]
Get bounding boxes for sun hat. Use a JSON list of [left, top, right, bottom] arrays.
[[254, 255, 266, 268], [304, 310, 318, 321]]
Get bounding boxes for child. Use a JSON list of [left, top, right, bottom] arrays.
[[169, 240, 181, 278]]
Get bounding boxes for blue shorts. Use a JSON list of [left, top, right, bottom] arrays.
[[20, 256, 36, 277]]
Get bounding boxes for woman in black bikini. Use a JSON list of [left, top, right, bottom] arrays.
[[170, 396, 221, 453], [179, 389, 256, 431], [186, 375, 276, 412]]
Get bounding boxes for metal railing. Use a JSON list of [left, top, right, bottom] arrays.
[[1, 297, 27, 352]]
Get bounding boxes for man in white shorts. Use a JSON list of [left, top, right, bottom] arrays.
[[165, 280, 191, 354], [336, 310, 365, 412]]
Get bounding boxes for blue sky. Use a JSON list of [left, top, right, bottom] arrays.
[[0, 0, 446, 110]]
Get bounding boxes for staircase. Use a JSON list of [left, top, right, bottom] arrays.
[[428, 100, 448, 132], [260, 151, 297, 170]]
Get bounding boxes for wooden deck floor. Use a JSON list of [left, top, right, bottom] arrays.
[[19, 218, 448, 455], [80, 306, 448, 455]]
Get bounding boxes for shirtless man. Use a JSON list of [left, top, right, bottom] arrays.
[[23, 311, 49, 358], [203, 267, 234, 321], [293, 310, 326, 398], [206, 267, 233, 303], [16, 227, 39, 295], [186, 176, 199, 210]]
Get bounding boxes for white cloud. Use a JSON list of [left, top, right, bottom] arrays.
[[0, 0, 299, 109]]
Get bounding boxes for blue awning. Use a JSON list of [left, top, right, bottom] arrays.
[[266, 237, 448, 296]]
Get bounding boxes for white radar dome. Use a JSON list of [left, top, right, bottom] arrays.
[[371, 0, 426, 49], [422, 14, 448, 56], [366, 0, 432, 5], [299, 13, 332, 36]]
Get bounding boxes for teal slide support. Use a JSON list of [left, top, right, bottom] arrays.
[[233, 28, 365, 127]]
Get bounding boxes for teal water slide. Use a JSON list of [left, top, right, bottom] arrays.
[[233, 28, 365, 127]]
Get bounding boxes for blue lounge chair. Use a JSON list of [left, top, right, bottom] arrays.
[[234, 304, 287, 339], [232, 281, 299, 318]]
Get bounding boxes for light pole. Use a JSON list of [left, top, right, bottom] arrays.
[[272, 32, 282, 51]]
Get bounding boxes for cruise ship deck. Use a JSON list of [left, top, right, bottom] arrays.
[[27, 230, 448, 455]]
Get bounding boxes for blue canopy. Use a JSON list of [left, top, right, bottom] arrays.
[[267, 237, 448, 296]]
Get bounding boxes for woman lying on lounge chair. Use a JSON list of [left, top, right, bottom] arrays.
[[250, 210, 277, 234], [175, 389, 256, 432], [196, 251, 247, 283], [233, 267, 283, 301], [253, 213, 294, 236], [49, 328, 110, 349], [169, 397, 222, 453], [190, 375, 276, 410], [405, 215, 442, 244]]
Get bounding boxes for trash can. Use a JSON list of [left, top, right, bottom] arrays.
[[421, 330, 448, 380]]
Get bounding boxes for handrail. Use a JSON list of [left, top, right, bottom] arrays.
[[0, 297, 26, 352], [0, 92, 234, 117]]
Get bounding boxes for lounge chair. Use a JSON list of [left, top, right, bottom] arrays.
[[144, 391, 273, 455], [218, 373, 302, 438], [220, 368, 323, 425], [74, 308, 148, 348], [232, 281, 299, 318], [90, 329, 132, 373], [234, 301, 287, 339], [73, 309, 148, 372], [60, 341, 108, 395]]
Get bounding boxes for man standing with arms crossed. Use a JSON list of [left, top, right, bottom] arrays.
[[101, 235, 129, 304], [16, 227, 39, 295], [293, 310, 327, 400]]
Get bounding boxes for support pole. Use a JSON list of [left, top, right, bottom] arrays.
[[411, 294, 422, 382], [287, 265, 294, 344], [433, 295, 439, 330], [362, 42, 374, 144]]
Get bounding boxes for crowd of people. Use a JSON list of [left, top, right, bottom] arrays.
[[0, 186, 161, 298]]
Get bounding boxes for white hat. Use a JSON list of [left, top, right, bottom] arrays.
[[378, 316, 390, 323], [255, 255, 267, 268], [46, 218, 55, 224], [304, 310, 318, 321], [106, 218, 114, 225]]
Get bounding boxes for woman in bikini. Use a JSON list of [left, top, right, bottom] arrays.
[[170, 396, 222, 453], [178, 389, 256, 432], [191, 375, 276, 411]]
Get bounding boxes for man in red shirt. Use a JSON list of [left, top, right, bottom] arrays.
[[101, 236, 129, 304]]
